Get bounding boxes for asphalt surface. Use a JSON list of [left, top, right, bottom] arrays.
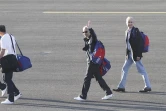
[[0, 0, 166, 111]]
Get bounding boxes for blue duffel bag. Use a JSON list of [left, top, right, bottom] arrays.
[[16, 54, 32, 72], [14, 37, 32, 72], [99, 58, 111, 76]]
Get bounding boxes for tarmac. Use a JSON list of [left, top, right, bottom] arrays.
[[0, 0, 166, 111]]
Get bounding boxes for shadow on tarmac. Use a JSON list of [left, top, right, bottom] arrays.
[[13, 97, 166, 111]]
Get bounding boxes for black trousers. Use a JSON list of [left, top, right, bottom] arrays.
[[3, 72, 19, 102], [80, 62, 112, 99]]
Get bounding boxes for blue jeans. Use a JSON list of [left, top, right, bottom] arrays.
[[118, 54, 151, 89]]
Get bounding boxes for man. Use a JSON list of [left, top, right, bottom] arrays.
[[0, 25, 22, 104], [74, 26, 113, 101], [0, 36, 7, 97], [113, 17, 152, 93]]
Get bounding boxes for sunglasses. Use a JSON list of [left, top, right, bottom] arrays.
[[82, 31, 88, 33]]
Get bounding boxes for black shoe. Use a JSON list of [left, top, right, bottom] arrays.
[[113, 88, 125, 92], [139, 87, 151, 92]]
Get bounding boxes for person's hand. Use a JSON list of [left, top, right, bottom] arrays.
[[125, 56, 128, 60], [83, 38, 89, 42], [136, 57, 141, 61], [82, 45, 89, 51]]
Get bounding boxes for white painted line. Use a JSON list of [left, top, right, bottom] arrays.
[[43, 11, 166, 14]]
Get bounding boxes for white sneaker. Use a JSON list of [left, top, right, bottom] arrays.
[[102, 94, 113, 100], [1, 87, 7, 97], [74, 96, 85, 101], [1, 99, 13, 105], [14, 93, 22, 101]]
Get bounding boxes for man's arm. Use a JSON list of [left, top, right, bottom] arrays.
[[89, 28, 97, 52], [135, 28, 143, 60], [0, 49, 5, 59], [89, 28, 97, 43]]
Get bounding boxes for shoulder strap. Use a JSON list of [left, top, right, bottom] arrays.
[[9, 34, 23, 56], [9, 34, 16, 53], [15, 40, 23, 56]]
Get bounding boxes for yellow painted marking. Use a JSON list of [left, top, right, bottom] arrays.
[[43, 11, 166, 14]]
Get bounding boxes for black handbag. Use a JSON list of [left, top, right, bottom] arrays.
[[0, 35, 19, 73]]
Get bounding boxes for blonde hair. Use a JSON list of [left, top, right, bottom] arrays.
[[126, 16, 134, 26]]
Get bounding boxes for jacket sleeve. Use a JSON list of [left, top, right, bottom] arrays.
[[82, 38, 89, 51], [89, 28, 97, 52], [135, 28, 143, 57]]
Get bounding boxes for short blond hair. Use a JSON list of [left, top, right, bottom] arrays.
[[126, 16, 134, 26]]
